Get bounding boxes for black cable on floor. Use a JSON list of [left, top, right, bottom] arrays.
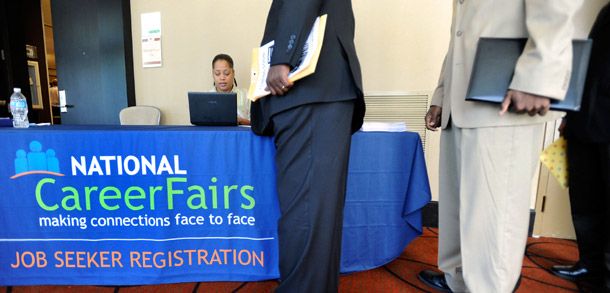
[[525, 241, 578, 269], [526, 241, 577, 261], [192, 282, 201, 293], [230, 282, 248, 293], [417, 227, 584, 292], [382, 265, 432, 293], [524, 240, 590, 292], [521, 275, 579, 292], [396, 257, 437, 268]]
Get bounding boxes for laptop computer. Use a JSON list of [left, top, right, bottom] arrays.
[[465, 38, 592, 112], [188, 92, 238, 126]]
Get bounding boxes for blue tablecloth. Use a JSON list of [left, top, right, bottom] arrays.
[[0, 125, 430, 285], [0, 118, 12, 127]]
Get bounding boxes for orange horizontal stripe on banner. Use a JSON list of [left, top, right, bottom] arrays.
[[10, 171, 65, 179]]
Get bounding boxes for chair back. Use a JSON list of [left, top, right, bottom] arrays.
[[119, 106, 161, 125]]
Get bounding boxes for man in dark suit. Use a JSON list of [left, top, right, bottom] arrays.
[[551, 4, 610, 292], [250, 0, 365, 292]]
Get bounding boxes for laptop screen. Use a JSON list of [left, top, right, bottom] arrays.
[[188, 92, 238, 126]]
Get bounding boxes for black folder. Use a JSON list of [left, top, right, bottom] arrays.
[[465, 38, 592, 112]]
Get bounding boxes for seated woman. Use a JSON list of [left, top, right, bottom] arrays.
[[209, 54, 250, 125]]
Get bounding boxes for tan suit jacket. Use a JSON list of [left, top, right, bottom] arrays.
[[431, 0, 584, 129]]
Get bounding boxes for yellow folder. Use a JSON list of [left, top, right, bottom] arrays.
[[288, 14, 327, 81], [248, 15, 327, 101], [539, 136, 569, 189]]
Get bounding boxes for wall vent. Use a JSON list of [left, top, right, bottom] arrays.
[[363, 92, 429, 150]]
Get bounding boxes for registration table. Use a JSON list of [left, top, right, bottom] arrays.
[[0, 125, 430, 286]]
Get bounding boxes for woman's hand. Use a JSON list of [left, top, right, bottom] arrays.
[[238, 118, 251, 126]]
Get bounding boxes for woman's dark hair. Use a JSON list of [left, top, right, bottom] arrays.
[[212, 54, 237, 86], [212, 54, 234, 69]]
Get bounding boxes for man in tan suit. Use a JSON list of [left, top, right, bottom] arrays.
[[418, 1, 583, 292]]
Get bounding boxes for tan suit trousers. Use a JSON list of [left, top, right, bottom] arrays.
[[438, 122, 544, 293]]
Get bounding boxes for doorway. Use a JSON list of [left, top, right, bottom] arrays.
[[0, 0, 53, 124], [531, 0, 609, 240], [50, 0, 134, 125], [42, 0, 60, 124]]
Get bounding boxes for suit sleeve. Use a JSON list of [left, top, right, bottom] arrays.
[[509, 0, 584, 100], [431, 0, 458, 108], [430, 53, 448, 107], [269, 0, 323, 68]]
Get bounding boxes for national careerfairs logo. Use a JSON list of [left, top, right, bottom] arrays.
[[9, 140, 257, 216]]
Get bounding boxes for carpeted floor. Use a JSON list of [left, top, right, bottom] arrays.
[[1, 227, 593, 292]]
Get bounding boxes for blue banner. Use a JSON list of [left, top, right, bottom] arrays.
[[0, 126, 431, 286], [0, 126, 280, 285]]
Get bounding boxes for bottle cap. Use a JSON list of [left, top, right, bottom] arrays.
[[13, 88, 21, 93]]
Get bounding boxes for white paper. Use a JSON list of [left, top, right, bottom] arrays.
[[141, 12, 162, 68], [360, 122, 407, 132], [142, 37, 163, 68], [287, 17, 320, 79], [249, 16, 322, 100], [141, 12, 161, 37], [251, 41, 274, 99], [59, 90, 67, 113]]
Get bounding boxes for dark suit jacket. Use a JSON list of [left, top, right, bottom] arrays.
[[251, 0, 365, 135], [566, 4, 610, 142]]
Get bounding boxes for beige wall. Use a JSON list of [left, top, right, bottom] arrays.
[[130, 1, 452, 201], [130, 0, 452, 125], [130, 1, 607, 206], [130, 0, 270, 125]]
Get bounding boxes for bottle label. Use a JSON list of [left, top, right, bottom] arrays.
[[16, 101, 27, 108]]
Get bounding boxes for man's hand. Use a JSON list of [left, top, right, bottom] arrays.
[[558, 120, 566, 137], [266, 65, 294, 96], [499, 90, 551, 116], [425, 105, 442, 131]]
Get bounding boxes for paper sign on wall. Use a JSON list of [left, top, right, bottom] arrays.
[[59, 90, 67, 113], [141, 12, 162, 68]]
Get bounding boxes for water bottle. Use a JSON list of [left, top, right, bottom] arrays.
[[9, 88, 29, 128]]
